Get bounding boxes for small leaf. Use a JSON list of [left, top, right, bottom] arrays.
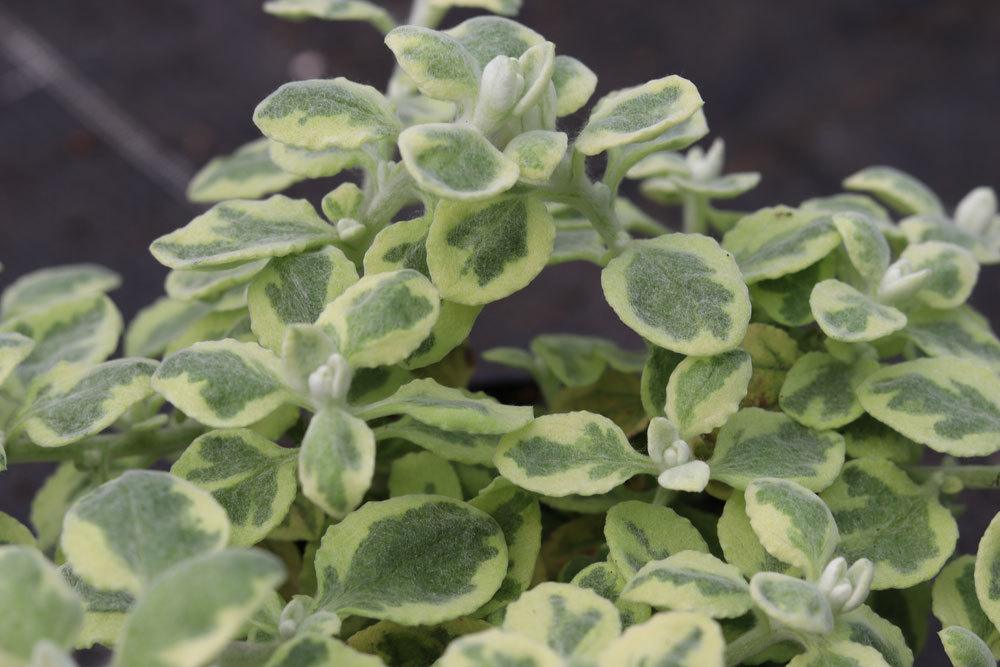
[[298, 408, 375, 519], [17, 358, 158, 447], [821, 460, 957, 589], [445, 16, 544, 68], [0, 511, 35, 548], [113, 549, 284, 667], [602, 233, 751, 355], [552, 55, 597, 116], [504, 130, 568, 184], [389, 451, 463, 499], [932, 555, 1000, 658], [576, 75, 703, 155], [904, 306, 1000, 372], [779, 352, 879, 430], [153, 339, 292, 428], [673, 172, 761, 199], [741, 323, 801, 408], [503, 582, 621, 658], [124, 297, 213, 358], [750, 572, 833, 635], [722, 206, 841, 283], [165, 260, 268, 302], [900, 215, 1000, 265], [857, 357, 1000, 457], [253, 77, 400, 151], [605, 500, 709, 578], [597, 611, 725, 667], [939, 627, 996, 667], [1, 264, 120, 321], [810, 279, 907, 343], [709, 408, 845, 492], [898, 241, 979, 309], [842, 415, 922, 465], [832, 605, 914, 667], [376, 417, 500, 466], [385, 26, 480, 102], [495, 412, 655, 497], [187, 138, 301, 203], [571, 561, 651, 627], [427, 196, 555, 305], [364, 216, 431, 276], [531, 334, 646, 388], [171, 429, 298, 547], [61, 565, 133, 650], [975, 511, 1000, 636], [0, 332, 34, 386], [435, 629, 563, 667], [248, 246, 359, 351], [622, 550, 752, 619], [359, 377, 533, 433], [61, 471, 230, 595], [150, 195, 336, 269], [269, 140, 364, 178], [316, 269, 440, 368], [843, 166, 944, 216], [718, 494, 799, 579], [263, 0, 395, 32], [832, 212, 891, 289], [314, 495, 507, 624], [265, 634, 384, 667], [745, 478, 839, 579], [640, 346, 684, 418], [0, 546, 82, 663], [666, 349, 752, 439], [788, 641, 893, 667], [750, 255, 836, 327]]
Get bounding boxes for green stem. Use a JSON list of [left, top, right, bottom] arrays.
[[5, 421, 205, 466], [725, 622, 784, 667], [651, 486, 673, 506], [681, 193, 707, 234], [906, 464, 1000, 490]]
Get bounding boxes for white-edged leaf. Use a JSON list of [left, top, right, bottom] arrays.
[[597, 611, 725, 667], [503, 582, 621, 658], [435, 629, 563, 667], [750, 572, 833, 635], [779, 352, 879, 430], [722, 206, 841, 283], [1, 264, 119, 321], [833, 212, 891, 289], [939, 626, 995, 667], [445, 16, 544, 68], [187, 138, 301, 203], [399, 123, 518, 200], [504, 130, 567, 184], [385, 26, 480, 102], [605, 500, 709, 577], [666, 349, 751, 439], [811, 279, 907, 343], [975, 510, 1000, 634], [621, 550, 752, 619], [551, 55, 597, 116], [898, 241, 979, 309], [298, 407, 375, 519], [843, 166, 944, 216]]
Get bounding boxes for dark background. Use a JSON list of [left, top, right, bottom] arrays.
[[1, 1, 998, 663]]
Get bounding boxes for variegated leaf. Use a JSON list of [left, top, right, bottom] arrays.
[[404, 300, 480, 370], [435, 629, 563, 667], [171, 429, 298, 547], [939, 626, 995, 667], [0, 264, 119, 321], [248, 246, 358, 351], [843, 166, 944, 216], [640, 346, 683, 418], [709, 408, 845, 492], [399, 123, 518, 200], [602, 233, 750, 355], [187, 138, 301, 203], [165, 260, 267, 302], [531, 334, 645, 388], [0, 332, 33, 386], [363, 216, 431, 276], [61, 565, 133, 650], [932, 555, 1000, 658], [751, 255, 836, 327], [314, 495, 507, 624], [385, 26, 480, 102], [810, 279, 907, 342], [832, 605, 914, 667], [975, 511, 1000, 635], [621, 550, 752, 618], [718, 494, 799, 579], [503, 582, 621, 658], [551, 55, 597, 116], [833, 212, 891, 289], [265, 634, 384, 667], [788, 641, 892, 667], [61, 471, 230, 594], [857, 357, 1000, 457], [722, 206, 841, 283], [389, 451, 463, 499], [495, 412, 655, 497], [779, 352, 879, 430], [150, 195, 336, 269], [597, 611, 725, 667], [113, 549, 284, 667], [124, 297, 213, 358], [608, 110, 710, 182], [316, 269, 440, 368], [750, 572, 833, 635], [842, 415, 922, 464], [16, 358, 157, 447], [253, 77, 399, 151], [426, 196, 555, 305], [298, 407, 375, 519], [745, 478, 839, 579], [375, 417, 500, 466], [269, 140, 364, 178], [571, 561, 651, 627], [445, 16, 544, 68], [504, 130, 567, 184], [904, 306, 1000, 372], [898, 241, 979, 309], [900, 215, 1000, 265], [576, 75, 703, 155], [666, 349, 751, 439], [0, 546, 82, 663], [0, 511, 35, 547], [153, 340, 292, 428], [605, 500, 709, 578], [822, 460, 957, 589], [263, 0, 395, 32]]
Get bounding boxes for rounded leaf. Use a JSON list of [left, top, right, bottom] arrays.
[[597, 611, 725, 667], [436, 629, 563, 667], [0, 263, 119, 320], [750, 572, 833, 636], [975, 511, 1000, 636], [605, 500, 709, 578], [187, 138, 301, 203], [504, 130, 568, 184], [621, 550, 752, 618], [389, 451, 462, 499], [898, 241, 979, 310], [939, 626, 996, 667], [933, 555, 1000, 658], [718, 494, 799, 579], [666, 349, 751, 439], [722, 206, 841, 283], [552, 55, 597, 116], [843, 166, 944, 216], [811, 279, 907, 343], [779, 352, 879, 430], [299, 408, 375, 519], [503, 582, 621, 658]]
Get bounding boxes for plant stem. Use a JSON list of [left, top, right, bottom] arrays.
[[906, 464, 1000, 490], [725, 622, 783, 667], [5, 421, 205, 466], [681, 193, 707, 234]]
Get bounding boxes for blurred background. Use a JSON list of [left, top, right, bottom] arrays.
[[0, 2, 998, 662]]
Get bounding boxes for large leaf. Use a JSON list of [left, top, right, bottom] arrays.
[[171, 429, 298, 547], [399, 124, 518, 200], [709, 408, 845, 492], [821, 460, 957, 589], [932, 555, 1000, 658], [666, 349, 751, 439], [153, 339, 292, 428], [112, 549, 284, 667], [857, 357, 1000, 456], [504, 583, 621, 657], [605, 500, 709, 578], [150, 195, 336, 269], [298, 407, 375, 519], [16, 358, 158, 447], [248, 246, 358, 351], [810, 279, 907, 343], [385, 26, 480, 102], [61, 471, 230, 594], [426, 196, 555, 305], [750, 572, 833, 635], [187, 138, 301, 203], [621, 550, 752, 619], [843, 166, 944, 216], [0, 546, 83, 663], [975, 511, 1000, 636], [602, 233, 751, 355], [0, 264, 119, 321], [904, 306, 1000, 372], [576, 75, 703, 155], [898, 241, 979, 309], [598, 611, 724, 667], [779, 352, 879, 430], [314, 495, 507, 624], [744, 478, 839, 579], [495, 412, 655, 497], [253, 77, 399, 150], [316, 269, 440, 368], [722, 206, 841, 283]]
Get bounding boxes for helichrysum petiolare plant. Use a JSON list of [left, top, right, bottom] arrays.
[[2, 1, 1000, 666]]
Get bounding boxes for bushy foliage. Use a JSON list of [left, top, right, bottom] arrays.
[[2, 1, 1000, 665]]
